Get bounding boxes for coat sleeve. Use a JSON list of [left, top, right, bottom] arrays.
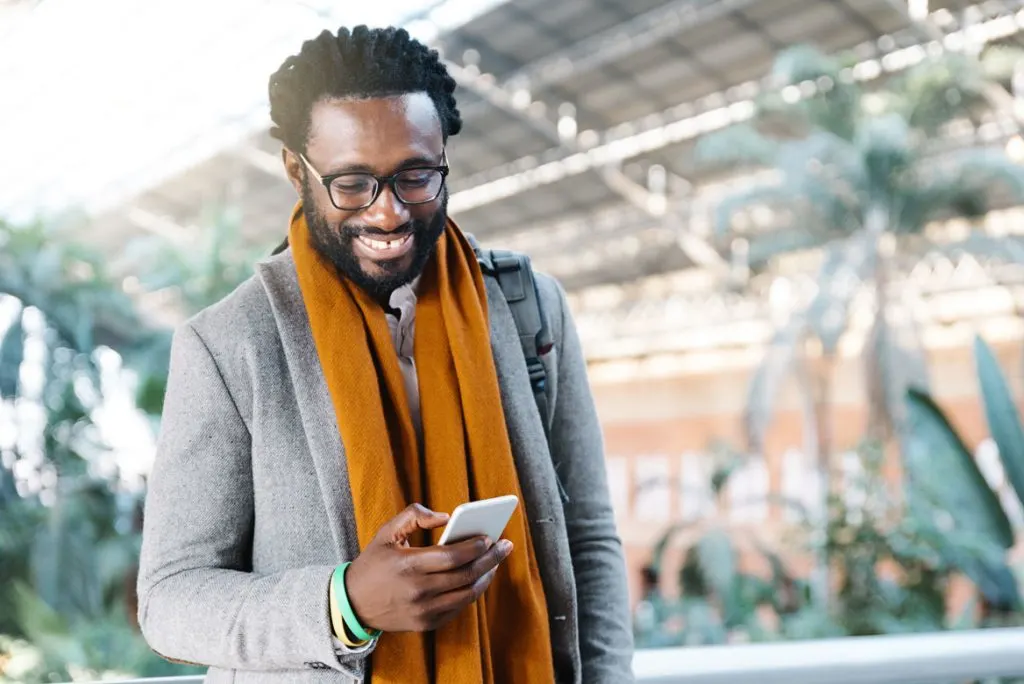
[[136, 323, 377, 676], [542, 276, 636, 683]]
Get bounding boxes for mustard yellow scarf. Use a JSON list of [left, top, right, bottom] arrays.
[[289, 203, 555, 683]]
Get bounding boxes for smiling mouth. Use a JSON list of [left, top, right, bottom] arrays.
[[355, 234, 413, 253]]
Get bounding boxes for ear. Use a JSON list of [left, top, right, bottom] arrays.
[[281, 148, 304, 196]]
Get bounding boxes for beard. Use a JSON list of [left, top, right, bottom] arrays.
[[301, 182, 447, 303]]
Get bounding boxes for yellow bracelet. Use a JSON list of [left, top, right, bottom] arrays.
[[329, 575, 368, 648]]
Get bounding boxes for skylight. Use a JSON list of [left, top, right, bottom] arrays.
[[0, 0, 504, 224]]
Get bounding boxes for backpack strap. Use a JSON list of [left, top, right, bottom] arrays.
[[475, 246, 554, 439], [474, 244, 570, 504]]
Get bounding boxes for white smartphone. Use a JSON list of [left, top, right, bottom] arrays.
[[437, 494, 519, 546]]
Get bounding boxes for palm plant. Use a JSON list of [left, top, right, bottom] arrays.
[[0, 218, 143, 636], [0, 217, 226, 682], [697, 45, 1024, 478], [0, 219, 192, 681]]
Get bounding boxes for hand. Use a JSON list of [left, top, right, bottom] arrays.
[[345, 503, 513, 633]]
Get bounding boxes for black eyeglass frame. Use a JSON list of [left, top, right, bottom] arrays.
[[297, 151, 450, 211]]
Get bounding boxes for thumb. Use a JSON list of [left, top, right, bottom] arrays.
[[381, 504, 449, 544]]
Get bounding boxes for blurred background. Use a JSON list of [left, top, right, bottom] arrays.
[[4, 0, 1024, 681]]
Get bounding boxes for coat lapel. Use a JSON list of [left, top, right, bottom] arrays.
[[483, 277, 581, 683], [255, 251, 359, 561]]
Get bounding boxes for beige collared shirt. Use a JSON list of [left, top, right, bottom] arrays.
[[384, 278, 421, 441]]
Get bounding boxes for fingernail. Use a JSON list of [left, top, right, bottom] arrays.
[[499, 539, 513, 554]]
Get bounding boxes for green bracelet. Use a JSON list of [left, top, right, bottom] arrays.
[[332, 562, 380, 642]]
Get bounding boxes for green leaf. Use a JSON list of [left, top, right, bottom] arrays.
[[855, 114, 913, 198], [974, 334, 1024, 516], [903, 151, 1024, 232], [904, 388, 1020, 608], [679, 544, 709, 600], [767, 44, 860, 140], [695, 123, 779, 167], [693, 528, 745, 627], [0, 307, 25, 399], [900, 53, 991, 136], [772, 44, 841, 85], [755, 542, 804, 614], [29, 245, 64, 292], [773, 132, 866, 231], [905, 388, 1014, 547], [30, 490, 105, 622]]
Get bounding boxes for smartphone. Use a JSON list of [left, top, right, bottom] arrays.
[[437, 494, 519, 546]]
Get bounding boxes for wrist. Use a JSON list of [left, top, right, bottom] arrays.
[[328, 574, 367, 647], [332, 562, 381, 642]]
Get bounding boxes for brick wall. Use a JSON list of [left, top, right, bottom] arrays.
[[589, 337, 1024, 606]]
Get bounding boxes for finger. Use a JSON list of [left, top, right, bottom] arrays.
[[406, 535, 493, 574], [380, 504, 449, 544], [429, 567, 500, 615], [427, 539, 512, 594]]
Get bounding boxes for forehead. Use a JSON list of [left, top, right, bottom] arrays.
[[305, 92, 443, 170]]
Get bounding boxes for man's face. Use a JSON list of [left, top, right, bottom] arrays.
[[285, 93, 448, 302]]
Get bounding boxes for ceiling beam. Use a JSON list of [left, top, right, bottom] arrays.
[[447, 60, 729, 272], [572, 250, 1024, 361], [514, 111, 1017, 292], [457, 0, 761, 122], [448, 2, 1024, 215], [884, 0, 1024, 131]]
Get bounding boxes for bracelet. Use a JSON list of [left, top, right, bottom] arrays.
[[329, 574, 367, 647], [332, 562, 381, 642]]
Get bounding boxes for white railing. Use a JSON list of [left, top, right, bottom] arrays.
[[85, 628, 1024, 684], [633, 628, 1024, 683]]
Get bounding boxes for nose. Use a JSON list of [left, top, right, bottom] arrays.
[[361, 184, 411, 233]]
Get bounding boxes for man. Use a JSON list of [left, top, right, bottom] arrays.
[[137, 25, 633, 684]]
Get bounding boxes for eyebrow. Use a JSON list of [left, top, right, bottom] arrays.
[[325, 154, 444, 176]]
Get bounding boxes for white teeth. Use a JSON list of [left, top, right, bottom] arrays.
[[358, 235, 411, 252]]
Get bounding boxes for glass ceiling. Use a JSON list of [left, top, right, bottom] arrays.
[[0, 0, 505, 224]]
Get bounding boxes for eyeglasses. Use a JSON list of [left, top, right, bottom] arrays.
[[298, 151, 449, 211]]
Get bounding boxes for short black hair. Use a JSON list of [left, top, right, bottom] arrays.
[[268, 25, 462, 153]]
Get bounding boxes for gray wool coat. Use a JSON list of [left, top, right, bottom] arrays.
[[136, 247, 635, 683]]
